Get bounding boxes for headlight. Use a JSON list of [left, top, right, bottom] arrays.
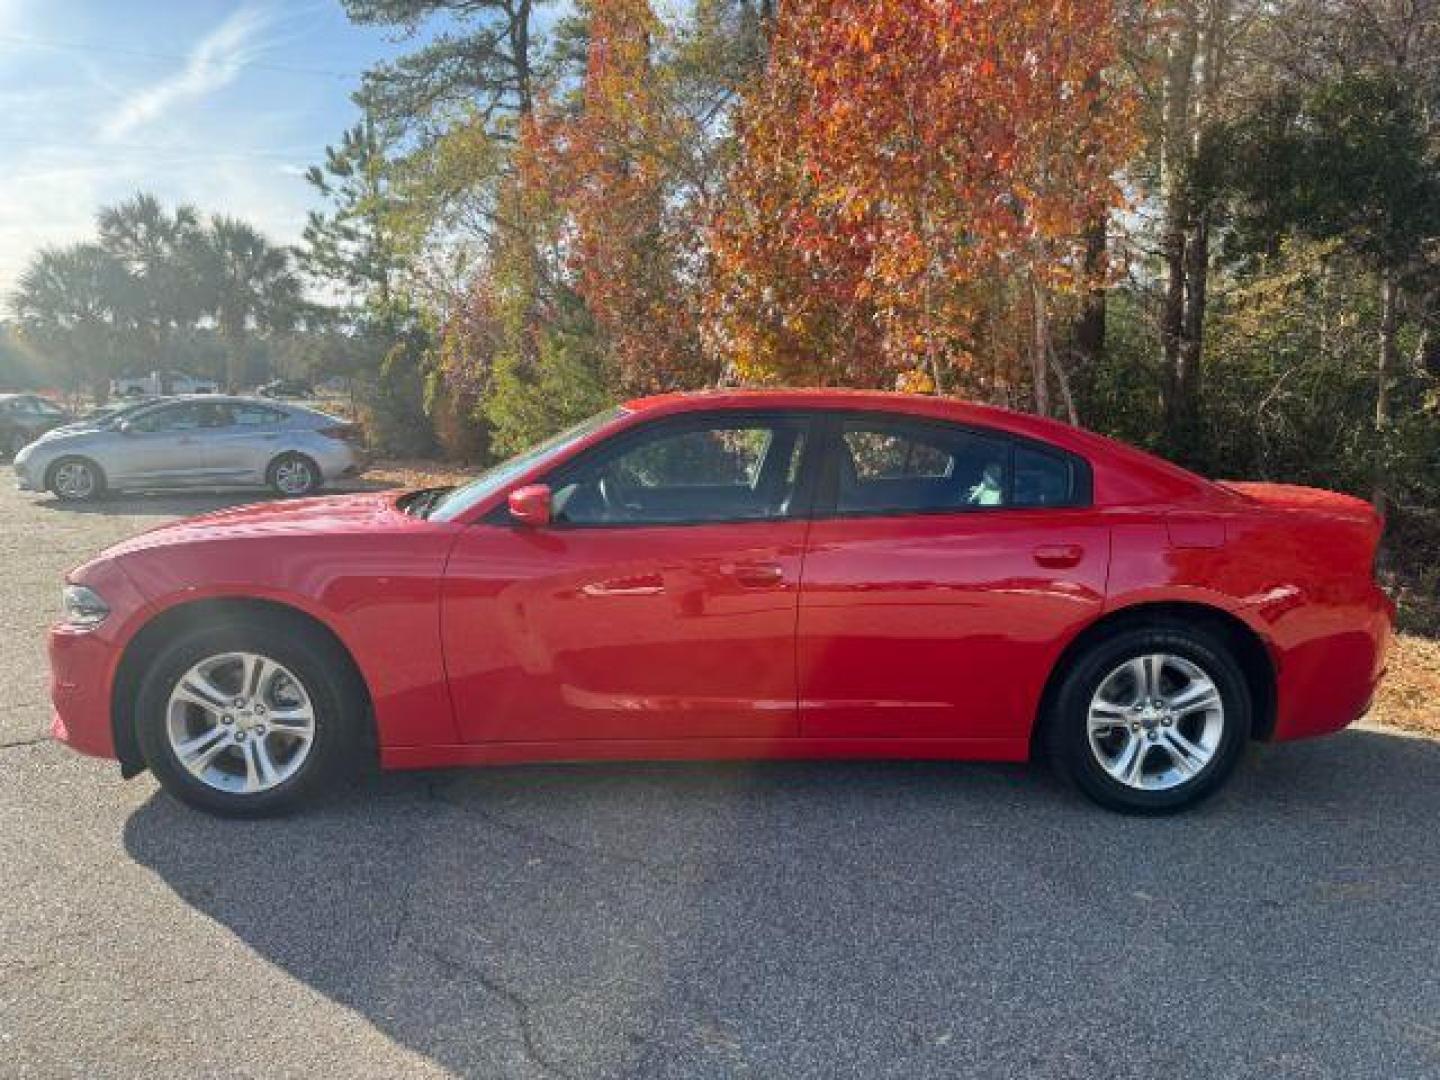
[[62, 584, 109, 628]]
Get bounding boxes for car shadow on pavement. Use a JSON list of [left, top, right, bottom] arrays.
[[123, 730, 1440, 1079]]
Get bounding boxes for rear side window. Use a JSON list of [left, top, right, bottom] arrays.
[[830, 416, 1087, 515], [1012, 444, 1078, 507], [230, 404, 288, 426], [837, 420, 1009, 513]]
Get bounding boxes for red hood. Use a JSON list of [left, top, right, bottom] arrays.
[[101, 491, 409, 557], [1219, 481, 1381, 529]]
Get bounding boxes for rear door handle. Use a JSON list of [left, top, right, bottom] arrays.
[[1033, 544, 1083, 569], [728, 562, 785, 588]]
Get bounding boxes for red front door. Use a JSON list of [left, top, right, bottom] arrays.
[[442, 412, 816, 745], [796, 414, 1109, 744]]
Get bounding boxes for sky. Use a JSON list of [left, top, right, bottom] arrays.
[[0, 0, 415, 303]]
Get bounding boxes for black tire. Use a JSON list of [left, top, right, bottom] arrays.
[[46, 456, 106, 502], [135, 614, 361, 817], [266, 452, 322, 498], [1044, 621, 1251, 814]]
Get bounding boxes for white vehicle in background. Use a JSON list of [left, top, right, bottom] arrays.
[[111, 371, 220, 398], [13, 396, 366, 501]]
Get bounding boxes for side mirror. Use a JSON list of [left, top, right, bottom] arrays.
[[508, 484, 553, 528], [118, 420, 134, 435]]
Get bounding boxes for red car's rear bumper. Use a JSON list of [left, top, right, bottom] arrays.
[[1270, 586, 1395, 742]]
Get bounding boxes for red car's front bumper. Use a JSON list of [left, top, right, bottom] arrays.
[[49, 624, 122, 760]]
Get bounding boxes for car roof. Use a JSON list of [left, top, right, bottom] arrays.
[[139, 394, 291, 407], [624, 388, 1087, 447]]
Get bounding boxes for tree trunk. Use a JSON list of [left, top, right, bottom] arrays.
[[1030, 274, 1052, 417], [1157, 16, 1197, 429], [1072, 217, 1108, 370], [1414, 287, 1440, 378], [1175, 207, 1210, 446], [514, 0, 533, 116], [1158, 0, 1229, 454], [1373, 266, 1398, 512]]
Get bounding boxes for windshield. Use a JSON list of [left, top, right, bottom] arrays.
[[426, 407, 626, 522], [87, 400, 160, 427]]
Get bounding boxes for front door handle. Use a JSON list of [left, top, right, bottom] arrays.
[[1033, 544, 1083, 569], [727, 562, 785, 588], [583, 573, 664, 597]]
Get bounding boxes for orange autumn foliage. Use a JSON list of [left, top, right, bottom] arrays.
[[708, 0, 1142, 396], [523, 0, 711, 394]]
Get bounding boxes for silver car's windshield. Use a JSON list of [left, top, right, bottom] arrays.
[[426, 407, 625, 522], [90, 400, 163, 428]]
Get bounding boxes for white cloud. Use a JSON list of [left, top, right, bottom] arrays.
[[99, 6, 272, 142]]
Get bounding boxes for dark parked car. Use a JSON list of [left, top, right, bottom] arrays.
[[257, 379, 316, 400], [0, 394, 72, 458]]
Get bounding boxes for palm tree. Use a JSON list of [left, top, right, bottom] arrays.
[[9, 244, 134, 398], [97, 192, 206, 364], [199, 216, 303, 390]]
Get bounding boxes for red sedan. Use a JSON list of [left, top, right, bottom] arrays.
[[49, 390, 1393, 816]]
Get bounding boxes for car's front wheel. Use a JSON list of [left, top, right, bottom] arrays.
[[47, 457, 105, 502], [135, 616, 360, 816], [1046, 622, 1250, 814]]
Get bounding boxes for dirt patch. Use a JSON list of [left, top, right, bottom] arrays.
[[1375, 634, 1440, 737], [361, 459, 476, 491]]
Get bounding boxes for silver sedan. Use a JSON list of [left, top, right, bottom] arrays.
[[13, 396, 364, 501]]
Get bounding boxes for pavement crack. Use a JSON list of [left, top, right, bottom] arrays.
[[0, 736, 51, 751], [413, 942, 577, 1080]]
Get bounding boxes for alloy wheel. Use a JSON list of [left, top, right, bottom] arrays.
[[52, 461, 96, 500], [274, 458, 314, 496], [1086, 653, 1225, 791], [165, 651, 316, 794]]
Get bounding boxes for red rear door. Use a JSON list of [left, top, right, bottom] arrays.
[[797, 414, 1109, 745]]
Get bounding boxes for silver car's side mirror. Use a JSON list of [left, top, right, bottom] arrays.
[[118, 420, 135, 435]]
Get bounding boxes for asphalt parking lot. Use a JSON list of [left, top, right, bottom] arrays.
[[2, 480, 1439, 1079]]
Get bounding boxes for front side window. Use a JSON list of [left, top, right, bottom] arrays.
[[553, 417, 809, 526], [128, 402, 227, 433]]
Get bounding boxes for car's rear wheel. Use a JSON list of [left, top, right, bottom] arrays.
[[135, 617, 359, 817], [47, 457, 105, 502], [1045, 622, 1250, 814], [267, 452, 322, 498]]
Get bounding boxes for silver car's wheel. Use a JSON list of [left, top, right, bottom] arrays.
[[50, 458, 101, 501], [270, 454, 318, 497], [1085, 653, 1225, 792], [166, 652, 316, 795]]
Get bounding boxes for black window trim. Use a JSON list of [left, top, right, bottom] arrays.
[[486, 409, 827, 530], [811, 410, 1093, 520]]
